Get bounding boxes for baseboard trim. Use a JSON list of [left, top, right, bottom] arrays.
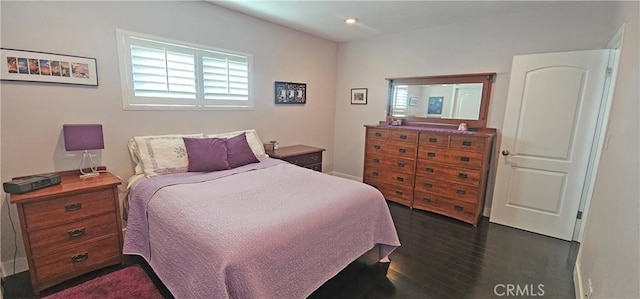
[[483, 207, 491, 217], [329, 171, 362, 182], [1, 257, 28, 277], [574, 261, 584, 299]]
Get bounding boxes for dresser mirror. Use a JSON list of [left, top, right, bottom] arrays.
[[387, 73, 495, 128]]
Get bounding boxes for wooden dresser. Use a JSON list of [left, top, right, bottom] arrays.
[[9, 170, 123, 295], [363, 125, 495, 226], [267, 145, 325, 172]]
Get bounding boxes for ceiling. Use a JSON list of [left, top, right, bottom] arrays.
[[209, 1, 570, 42]]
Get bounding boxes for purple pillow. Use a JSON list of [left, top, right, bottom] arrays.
[[183, 137, 230, 172], [226, 132, 259, 168]]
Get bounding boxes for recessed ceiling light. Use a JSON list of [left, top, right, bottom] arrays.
[[345, 18, 358, 24]]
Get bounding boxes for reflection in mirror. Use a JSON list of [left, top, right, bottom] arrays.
[[392, 83, 483, 120], [387, 73, 495, 128]]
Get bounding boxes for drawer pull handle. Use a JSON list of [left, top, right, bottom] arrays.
[[422, 197, 431, 203], [399, 148, 407, 153], [373, 158, 380, 163], [64, 203, 82, 212], [396, 176, 404, 182], [428, 137, 437, 143], [460, 157, 470, 162], [462, 141, 472, 146], [374, 145, 381, 150], [424, 183, 432, 188], [67, 228, 86, 238], [375, 132, 382, 137], [71, 252, 88, 263], [397, 162, 405, 167], [310, 156, 319, 161], [372, 171, 379, 177], [399, 135, 408, 140], [458, 173, 468, 178], [395, 190, 403, 195], [454, 205, 464, 211], [425, 167, 434, 173], [456, 189, 466, 195], [427, 152, 436, 157]]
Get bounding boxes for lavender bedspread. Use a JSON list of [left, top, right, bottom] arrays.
[[123, 158, 400, 299]]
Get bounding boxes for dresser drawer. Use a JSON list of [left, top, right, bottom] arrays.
[[282, 152, 322, 167], [417, 147, 484, 169], [419, 132, 449, 147], [23, 189, 115, 230], [415, 161, 481, 186], [367, 128, 390, 140], [364, 178, 413, 206], [414, 177, 479, 203], [365, 154, 415, 174], [33, 235, 121, 289], [366, 141, 416, 159], [413, 191, 477, 223], [450, 135, 486, 152], [390, 130, 418, 144], [29, 213, 118, 258], [363, 167, 415, 187]]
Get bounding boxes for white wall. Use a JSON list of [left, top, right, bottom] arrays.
[[332, 2, 615, 213], [576, 1, 640, 298], [0, 1, 338, 273]]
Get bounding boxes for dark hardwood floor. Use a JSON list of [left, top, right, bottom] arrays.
[[3, 202, 578, 299]]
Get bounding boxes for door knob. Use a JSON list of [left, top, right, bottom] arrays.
[[501, 150, 510, 156]]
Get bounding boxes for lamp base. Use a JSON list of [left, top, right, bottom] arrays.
[[79, 172, 100, 179]]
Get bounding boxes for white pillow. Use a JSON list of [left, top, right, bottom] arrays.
[[127, 139, 143, 175], [206, 129, 267, 158], [133, 133, 204, 177]]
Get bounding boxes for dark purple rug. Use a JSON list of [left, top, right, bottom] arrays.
[[44, 265, 163, 299]]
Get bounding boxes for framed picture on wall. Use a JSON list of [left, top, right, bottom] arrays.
[[409, 97, 418, 106], [275, 81, 306, 104], [428, 96, 444, 115], [0, 48, 98, 86], [351, 88, 367, 105]]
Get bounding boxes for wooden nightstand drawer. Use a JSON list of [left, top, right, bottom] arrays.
[[29, 212, 118, 258], [33, 235, 121, 289], [283, 152, 322, 167], [268, 145, 325, 172], [23, 188, 114, 230]]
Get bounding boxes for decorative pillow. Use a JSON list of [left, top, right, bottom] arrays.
[[226, 133, 260, 168], [206, 129, 267, 158], [133, 133, 204, 177], [183, 137, 230, 172]]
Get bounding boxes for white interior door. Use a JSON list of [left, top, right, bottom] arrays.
[[490, 50, 609, 241]]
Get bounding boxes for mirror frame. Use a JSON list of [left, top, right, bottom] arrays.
[[386, 73, 495, 128]]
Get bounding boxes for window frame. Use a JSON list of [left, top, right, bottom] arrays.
[[116, 29, 254, 111]]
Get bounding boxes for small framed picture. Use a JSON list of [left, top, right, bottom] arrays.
[[275, 81, 306, 104], [409, 97, 418, 106], [351, 88, 367, 105]]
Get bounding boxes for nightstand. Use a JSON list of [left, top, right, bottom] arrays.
[[267, 145, 326, 172], [9, 169, 123, 295]]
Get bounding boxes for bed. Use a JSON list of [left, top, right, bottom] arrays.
[[123, 156, 400, 298]]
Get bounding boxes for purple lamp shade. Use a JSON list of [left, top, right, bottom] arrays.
[[63, 124, 104, 151]]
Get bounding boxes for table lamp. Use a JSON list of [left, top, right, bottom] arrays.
[[63, 124, 104, 178]]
